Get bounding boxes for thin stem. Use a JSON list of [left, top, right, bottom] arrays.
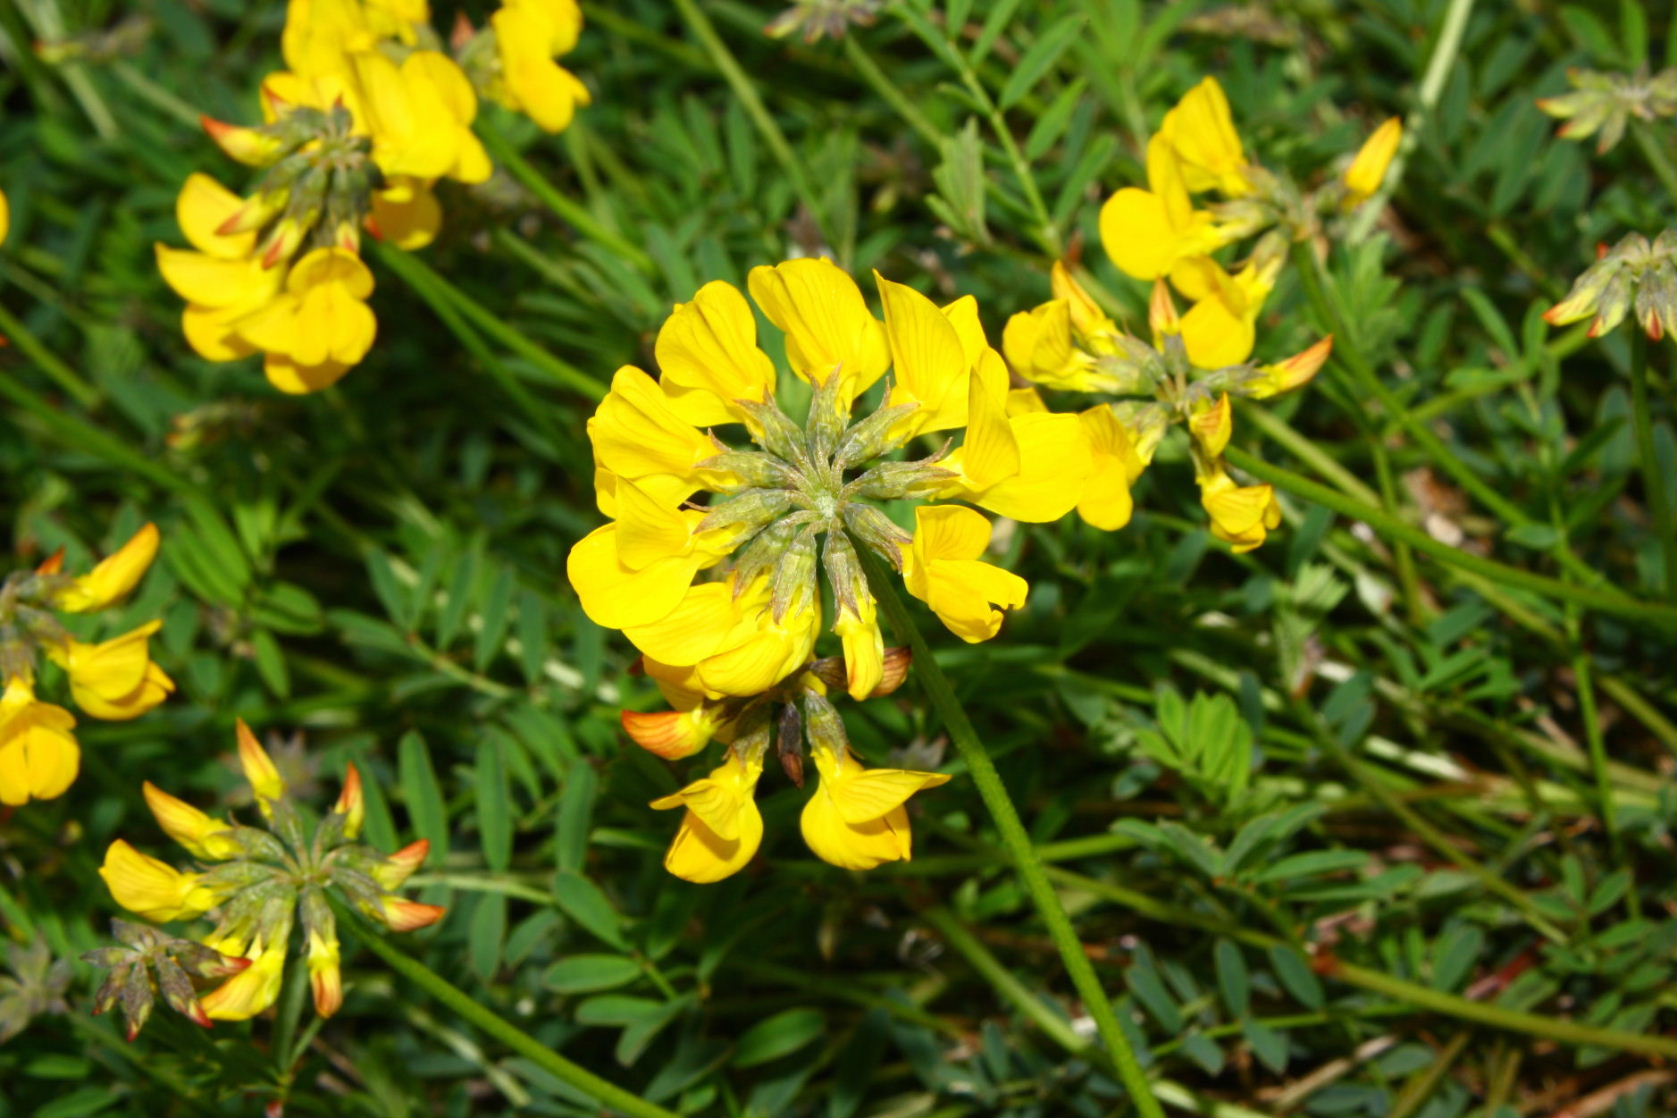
[[1632, 120, 1677, 206], [857, 549, 1163, 1118], [0, 300, 101, 408], [1224, 446, 1677, 628], [893, 7, 1060, 255], [1629, 330, 1677, 601], [0, 370, 193, 493], [1290, 245, 1605, 591], [373, 243, 609, 401], [670, 0, 829, 242], [1346, 0, 1476, 242], [345, 910, 682, 1118], [1050, 866, 1677, 1060], [842, 36, 941, 145], [475, 125, 655, 275]]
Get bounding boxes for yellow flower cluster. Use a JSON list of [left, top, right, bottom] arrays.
[[1100, 77, 1400, 369], [1002, 75, 1391, 552], [571, 258, 1157, 877], [1, 524, 171, 805], [95, 722, 440, 1028], [156, 0, 588, 393]]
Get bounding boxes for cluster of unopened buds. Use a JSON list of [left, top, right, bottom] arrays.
[[88, 722, 441, 1035], [1546, 229, 1677, 343], [1, 524, 171, 806], [1537, 66, 1677, 154], [156, 0, 588, 393]]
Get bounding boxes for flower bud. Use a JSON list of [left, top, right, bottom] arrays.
[[374, 896, 447, 933], [200, 116, 285, 165], [143, 781, 244, 861], [770, 524, 819, 623], [334, 763, 365, 840], [372, 839, 431, 890], [621, 703, 722, 760], [235, 719, 286, 811]]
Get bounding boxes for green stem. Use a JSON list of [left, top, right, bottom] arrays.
[[0, 300, 101, 408], [1225, 445, 1676, 627], [842, 36, 941, 146], [920, 907, 1093, 1056], [1291, 244, 1606, 594], [857, 550, 1163, 1118], [1050, 865, 1677, 1060], [670, 0, 828, 242], [1633, 120, 1677, 206], [1629, 330, 1677, 601], [476, 126, 655, 275], [373, 243, 609, 400], [348, 916, 682, 1118], [1346, 0, 1476, 242], [893, 7, 1060, 255]]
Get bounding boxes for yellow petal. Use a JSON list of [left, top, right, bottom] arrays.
[[1190, 394, 1233, 459], [1075, 405, 1142, 532], [264, 353, 353, 394], [371, 180, 442, 250], [202, 941, 288, 1020], [965, 411, 1092, 524], [177, 173, 258, 259], [143, 781, 243, 861], [747, 258, 889, 399], [954, 355, 1022, 491], [588, 366, 716, 487], [655, 281, 777, 426], [98, 839, 225, 922], [566, 522, 706, 630], [54, 523, 160, 612], [155, 244, 282, 310], [1160, 76, 1250, 196], [877, 272, 971, 434], [649, 750, 764, 883], [236, 718, 287, 804], [1345, 117, 1403, 204], [0, 681, 80, 804]]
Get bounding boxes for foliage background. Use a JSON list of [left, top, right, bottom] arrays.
[[2, 0, 1675, 1115]]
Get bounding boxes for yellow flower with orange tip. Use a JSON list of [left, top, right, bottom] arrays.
[[800, 739, 950, 871], [649, 748, 767, 884], [621, 701, 725, 761], [49, 521, 160, 613], [490, 0, 591, 133], [86, 722, 445, 1035], [1000, 253, 1327, 550]]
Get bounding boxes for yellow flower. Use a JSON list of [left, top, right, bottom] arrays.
[[51, 522, 160, 613], [1101, 135, 1234, 281], [143, 781, 244, 861], [236, 246, 376, 394], [1158, 76, 1254, 197], [567, 492, 738, 630], [631, 575, 822, 701], [901, 505, 1027, 643], [1344, 117, 1403, 206], [1171, 256, 1276, 369], [876, 274, 986, 436], [492, 0, 591, 133], [372, 839, 431, 890], [939, 355, 1093, 523], [201, 939, 288, 1021], [375, 895, 447, 932], [649, 748, 765, 883], [349, 50, 492, 186], [654, 280, 778, 428], [0, 186, 9, 245], [51, 620, 176, 722], [1199, 468, 1282, 553], [799, 741, 950, 871], [1076, 405, 1146, 532], [99, 839, 229, 922], [0, 678, 80, 806], [832, 595, 884, 701]]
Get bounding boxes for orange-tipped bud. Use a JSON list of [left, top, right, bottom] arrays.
[[1251, 335, 1333, 399], [333, 220, 361, 254], [621, 707, 717, 760], [377, 896, 446, 933], [373, 839, 430, 890], [1189, 394, 1233, 459], [36, 548, 65, 575], [143, 781, 243, 860], [307, 930, 343, 1018], [870, 647, 913, 698], [450, 9, 475, 50], [200, 116, 283, 166], [1148, 279, 1180, 339], [259, 218, 303, 269], [234, 719, 285, 809], [334, 763, 365, 839]]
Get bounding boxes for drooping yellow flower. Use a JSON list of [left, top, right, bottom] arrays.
[[201, 939, 289, 1021], [799, 740, 950, 871], [1199, 467, 1282, 553], [236, 246, 377, 394], [50, 620, 176, 721], [1170, 255, 1278, 369], [649, 749, 767, 883], [901, 505, 1028, 644], [491, 0, 591, 133], [1076, 405, 1146, 531], [0, 679, 80, 806], [99, 840, 230, 923], [307, 928, 344, 1017], [631, 575, 822, 701], [50, 522, 160, 613], [1344, 117, 1403, 206]]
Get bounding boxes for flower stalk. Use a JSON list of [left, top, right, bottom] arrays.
[[858, 548, 1164, 1118]]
